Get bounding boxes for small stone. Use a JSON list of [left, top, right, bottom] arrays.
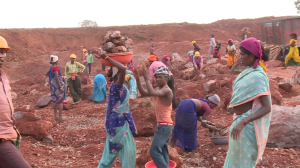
[[30, 89, 39, 95], [199, 73, 206, 79], [36, 95, 52, 108], [213, 157, 217, 161], [11, 92, 18, 101], [22, 90, 29, 95], [42, 134, 53, 143]]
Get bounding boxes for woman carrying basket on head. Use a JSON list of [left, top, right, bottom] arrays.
[[97, 51, 137, 168]]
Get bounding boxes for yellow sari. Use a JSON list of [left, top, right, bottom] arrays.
[[227, 45, 236, 66], [285, 39, 300, 66]]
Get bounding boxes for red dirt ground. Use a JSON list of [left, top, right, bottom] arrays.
[[1, 16, 300, 167]]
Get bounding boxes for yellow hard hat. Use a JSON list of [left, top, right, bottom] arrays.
[[191, 41, 196, 44], [83, 49, 87, 52], [70, 54, 77, 59], [0, 36, 10, 51], [195, 51, 200, 57]]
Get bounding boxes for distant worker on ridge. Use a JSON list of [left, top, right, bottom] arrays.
[[208, 34, 216, 60]]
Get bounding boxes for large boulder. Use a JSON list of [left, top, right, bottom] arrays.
[[219, 77, 232, 88], [136, 145, 183, 168], [131, 109, 156, 137], [14, 111, 41, 127], [36, 95, 52, 108], [206, 58, 219, 65], [176, 84, 205, 103], [269, 79, 283, 105], [268, 67, 298, 83], [278, 82, 293, 92], [130, 97, 154, 110], [281, 95, 300, 107], [81, 87, 93, 100], [267, 105, 300, 148], [18, 120, 53, 140], [179, 68, 195, 80], [15, 105, 35, 113], [218, 65, 230, 74], [268, 60, 284, 68], [168, 146, 184, 167], [81, 76, 88, 84], [203, 80, 219, 94]]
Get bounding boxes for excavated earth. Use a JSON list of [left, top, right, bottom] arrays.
[[1, 16, 300, 167]]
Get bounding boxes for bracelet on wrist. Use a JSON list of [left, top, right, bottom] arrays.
[[104, 56, 109, 60]]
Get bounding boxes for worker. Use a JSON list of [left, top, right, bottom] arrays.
[[148, 55, 177, 109], [0, 36, 31, 168], [65, 54, 85, 104], [97, 51, 137, 168], [87, 50, 94, 74], [226, 39, 236, 70], [208, 34, 216, 60], [171, 95, 220, 156], [285, 33, 300, 68], [82, 49, 89, 75], [135, 66, 173, 168]]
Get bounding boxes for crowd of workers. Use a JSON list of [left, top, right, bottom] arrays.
[[0, 31, 299, 168]]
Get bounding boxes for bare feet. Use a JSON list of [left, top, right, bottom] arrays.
[[191, 153, 200, 158], [58, 118, 64, 123]]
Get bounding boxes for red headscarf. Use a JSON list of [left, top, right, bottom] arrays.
[[148, 55, 157, 61]]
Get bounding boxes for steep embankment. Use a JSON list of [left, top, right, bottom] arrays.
[[0, 16, 280, 62]]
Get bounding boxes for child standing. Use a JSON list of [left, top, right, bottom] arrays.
[[135, 66, 173, 168]]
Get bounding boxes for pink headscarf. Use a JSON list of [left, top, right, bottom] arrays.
[[240, 37, 263, 69]]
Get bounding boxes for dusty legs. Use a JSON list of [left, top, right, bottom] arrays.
[[53, 103, 63, 122]]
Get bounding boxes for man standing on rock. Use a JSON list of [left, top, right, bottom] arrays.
[[65, 54, 85, 104], [208, 34, 216, 60], [148, 56, 177, 109], [135, 66, 173, 168], [0, 36, 31, 168]]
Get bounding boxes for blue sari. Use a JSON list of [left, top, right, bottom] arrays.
[[125, 74, 137, 99], [98, 83, 137, 168], [224, 65, 272, 168], [92, 74, 107, 102], [49, 66, 67, 103], [171, 98, 209, 153]]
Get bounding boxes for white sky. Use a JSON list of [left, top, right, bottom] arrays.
[[1, 0, 299, 28]]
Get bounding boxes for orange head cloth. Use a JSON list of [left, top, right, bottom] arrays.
[[148, 55, 157, 61]]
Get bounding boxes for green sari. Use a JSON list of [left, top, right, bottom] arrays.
[[224, 65, 272, 168]]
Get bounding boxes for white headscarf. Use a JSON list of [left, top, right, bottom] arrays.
[[112, 67, 119, 78], [207, 94, 220, 106], [50, 55, 58, 63]]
